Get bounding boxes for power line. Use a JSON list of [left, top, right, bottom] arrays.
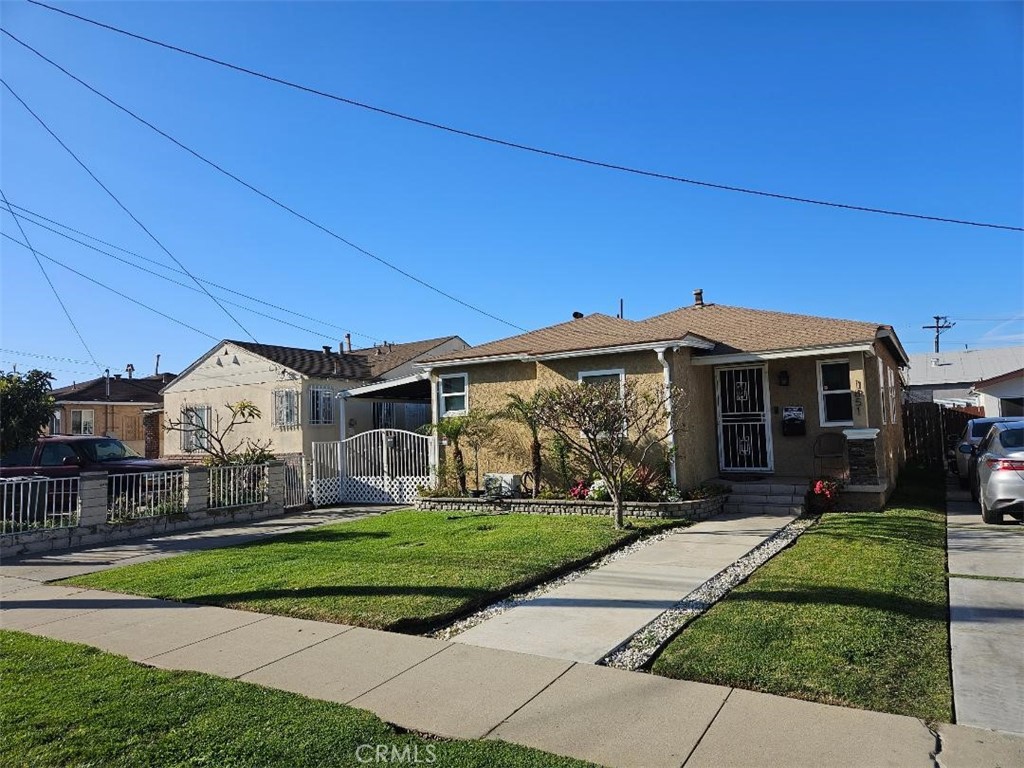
[[19, 4, 1024, 233], [0, 201, 382, 343], [0, 76, 259, 342], [0, 186, 103, 374], [1, 231, 220, 341], [0, 348, 117, 367], [0, 28, 528, 331]]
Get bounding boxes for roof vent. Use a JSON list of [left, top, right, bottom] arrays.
[[572, 311, 584, 320], [693, 289, 704, 307], [322, 345, 332, 355]]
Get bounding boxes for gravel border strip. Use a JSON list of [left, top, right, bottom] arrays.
[[430, 525, 686, 641], [599, 515, 817, 671]]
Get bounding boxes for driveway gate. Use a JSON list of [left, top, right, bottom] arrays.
[[311, 429, 432, 505]]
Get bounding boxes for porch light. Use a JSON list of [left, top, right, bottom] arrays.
[[777, 370, 790, 387]]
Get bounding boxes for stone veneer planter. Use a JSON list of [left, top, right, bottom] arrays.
[[414, 494, 727, 521]]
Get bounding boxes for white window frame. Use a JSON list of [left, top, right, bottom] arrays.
[[817, 359, 854, 427], [878, 357, 887, 426], [70, 408, 95, 435], [180, 405, 211, 452], [887, 367, 898, 425], [308, 386, 335, 426], [577, 368, 626, 398], [272, 389, 300, 429], [50, 409, 63, 435], [439, 373, 469, 417]]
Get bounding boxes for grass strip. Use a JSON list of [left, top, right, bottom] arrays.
[[0, 630, 592, 767]]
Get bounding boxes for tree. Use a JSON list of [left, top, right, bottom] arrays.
[[503, 392, 544, 497], [0, 369, 55, 451], [533, 379, 683, 529], [422, 411, 494, 495], [164, 400, 273, 466]]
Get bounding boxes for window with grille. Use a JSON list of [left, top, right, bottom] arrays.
[[309, 386, 335, 425], [273, 389, 300, 429], [180, 405, 211, 452]]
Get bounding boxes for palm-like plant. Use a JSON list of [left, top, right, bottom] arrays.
[[422, 415, 469, 495], [504, 392, 544, 497]]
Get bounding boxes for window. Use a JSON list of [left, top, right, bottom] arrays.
[[878, 357, 887, 426], [439, 374, 468, 416], [1001, 398, 1024, 418], [70, 409, 94, 435], [180, 405, 211, 452], [578, 369, 626, 394], [40, 443, 79, 466], [272, 389, 300, 429], [50, 410, 62, 435], [817, 360, 853, 426], [308, 386, 335, 425], [887, 367, 899, 423]]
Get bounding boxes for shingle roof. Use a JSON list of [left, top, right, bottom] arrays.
[[643, 304, 886, 355], [905, 347, 1024, 387], [52, 373, 176, 403], [230, 336, 463, 381], [425, 303, 895, 364], [422, 314, 697, 362]]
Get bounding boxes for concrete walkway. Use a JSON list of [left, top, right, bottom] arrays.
[[453, 509, 797, 662], [6, 578, 1024, 768], [946, 479, 1024, 736], [2, 507, 386, 583]]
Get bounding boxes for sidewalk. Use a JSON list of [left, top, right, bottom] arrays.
[[453, 509, 796, 662], [4, 575, 1022, 767], [946, 479, 1024, 736]]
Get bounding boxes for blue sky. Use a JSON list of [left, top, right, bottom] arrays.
[[1, 1, 1021, 386]]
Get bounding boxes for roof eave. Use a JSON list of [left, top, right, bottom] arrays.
[[690, 342, 877, 366]]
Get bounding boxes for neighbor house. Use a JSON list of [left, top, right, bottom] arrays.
[[971, 368, 1024, 418], [904, 346, 1024, 408], [418, 291, 909, 509], [160, 336, 468, 463], [48, 372, 177, 457]]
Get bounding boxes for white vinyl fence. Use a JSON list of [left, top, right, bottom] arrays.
[[107, 469, 185, 522], [208, 463, 269, 509], [1, 476, 79, 534]]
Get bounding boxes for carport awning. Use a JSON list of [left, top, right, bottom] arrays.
[[343, 374, 430, 402]]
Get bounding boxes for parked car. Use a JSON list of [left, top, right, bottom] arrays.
[[969, 422, 1024, 524], [949, 417, 1020, 487], [0, 435, 182, 479]]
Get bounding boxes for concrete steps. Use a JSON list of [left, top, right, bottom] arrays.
[[722, 481, 807, 516]]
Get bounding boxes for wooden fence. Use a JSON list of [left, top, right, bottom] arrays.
[[902, 402, 979, 468]]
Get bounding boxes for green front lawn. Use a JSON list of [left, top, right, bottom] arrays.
[[651, 467, 952, 722], [0, 631, 592, 768], [65, 510, 673, 632]]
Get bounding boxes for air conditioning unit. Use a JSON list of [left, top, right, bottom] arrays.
[[483, 473, 521, 498]]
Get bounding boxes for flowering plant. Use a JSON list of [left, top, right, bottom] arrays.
[[589, 478, 610, 501], [811, 478, 844, 511], [568, 480, 590, 500]]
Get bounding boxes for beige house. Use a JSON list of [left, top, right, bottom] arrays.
[[418, 292, 909, 509], [972, 368, 1024, 417], [49, 373, 176, 456], [161, 336, 468, 463]]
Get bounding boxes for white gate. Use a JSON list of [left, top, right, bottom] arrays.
[[311, 429, 433, 505]]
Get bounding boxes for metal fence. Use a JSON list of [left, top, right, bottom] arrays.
[[107, 469, 185, 523], [208, 463, 269, 509], [283, 455, 308, 509], [1, 476, 80, 534]]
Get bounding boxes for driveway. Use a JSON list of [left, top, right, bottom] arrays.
[[946, 478, 1024, 735]]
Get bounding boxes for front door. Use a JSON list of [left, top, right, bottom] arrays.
[[716, 366, 773, 472]]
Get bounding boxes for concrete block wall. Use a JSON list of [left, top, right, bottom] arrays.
[[1, 461, 287, 559]]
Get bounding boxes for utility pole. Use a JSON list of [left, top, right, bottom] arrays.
[[922, 315, 954, 353]]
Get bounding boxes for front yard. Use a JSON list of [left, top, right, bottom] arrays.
[[651, 467, 952, 722], [0, 631, 591, 768], [65, 510, 676, 632]]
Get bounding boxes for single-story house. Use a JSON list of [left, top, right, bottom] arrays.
[[49, 371, 177, 457], [904, 346, 1024, 408], [160, 335, 467, 463], [417, 291, 909, 509], [971, 368, 1024, 418]]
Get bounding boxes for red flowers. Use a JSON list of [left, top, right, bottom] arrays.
[[569, 481, 590, 500]]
